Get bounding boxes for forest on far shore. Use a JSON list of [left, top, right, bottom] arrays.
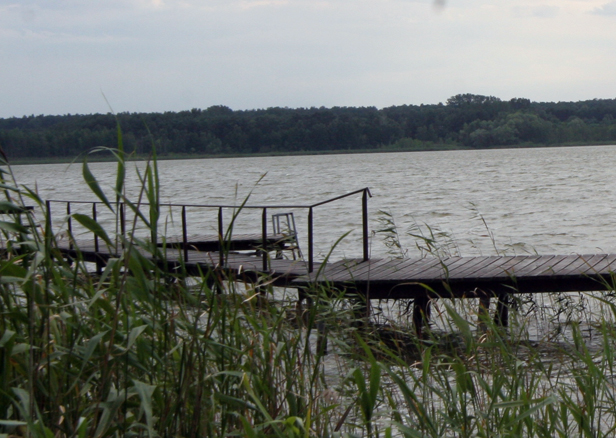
[[2, 94, 616, 160]]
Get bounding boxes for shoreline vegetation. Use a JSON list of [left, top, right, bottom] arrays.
[[8, 140, 616, 166], [5, 125, 616, 436], [3, 94, 616, 164]]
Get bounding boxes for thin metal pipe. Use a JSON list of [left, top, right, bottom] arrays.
[[182, 206, 188, 262], [362, 188, 369, 261], [309, 187, 371, 208], [66, 202, 72, 250], [308, 207, 314, 273], [262, 207, 268, 272], [218, 207, 224, 267], [93, 203, 99, 253], [46, 187, 371, 210], [120, 202, 125, 238], [45, 200, 52, 246]]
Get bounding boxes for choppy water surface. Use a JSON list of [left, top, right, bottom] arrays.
[[10, 145, 616, 365], [12, 145, 616, 259], [11, 146, 616, 432]]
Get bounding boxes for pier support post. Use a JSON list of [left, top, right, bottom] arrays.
[[495, 293, 510, 327], [296, 288, 309, 327], [296, 288, 328, 355], [478, 291, 491, 331], [351, 288, 371, 329], [413, 297, 431, 339], [254, 283, 269, 309], [316, 320, 328, 356]]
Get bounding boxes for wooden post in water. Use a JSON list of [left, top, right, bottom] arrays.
[[413, 297, 431, 339], [478, 291, 491, 331], [495, 293, 510, 327]]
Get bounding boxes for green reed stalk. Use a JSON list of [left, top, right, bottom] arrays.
[[6, 133, 616, 437]]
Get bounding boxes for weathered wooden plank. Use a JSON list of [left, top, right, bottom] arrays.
[[322, 257, 411, 283], [450, 256, 505, 279], [508, 255, 558, 277], [567, 254, 610, 275], [346, 259, 406, 280], [537, 255, 584, 276], [382, 258, 447, 281], [474, 255, 532, 279], [427, 256, 480, 278], [401, 257, 469, 281], [589, 254, 616, 275], [347, 258, 428, 281], [550, 254, 605, 277], [318, 259, 381, 281]]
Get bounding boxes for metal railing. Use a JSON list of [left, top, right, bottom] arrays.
[[46, 187, 372, 273]]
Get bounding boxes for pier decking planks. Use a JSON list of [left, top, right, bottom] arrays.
[[56, 237, 616, 298], [52, 236, 616, 335], [56, 239, 313, 286], [293, 254, 616, 299], [161, 233, 292, 252], [35, 192, 616, 336]]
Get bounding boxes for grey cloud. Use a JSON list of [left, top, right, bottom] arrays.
[[593, 1, 616, 15], [511, 4, 559, 18], [532, 5, 558, 18]]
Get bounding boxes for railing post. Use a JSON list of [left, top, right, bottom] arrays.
[[92, 203, 99, 253], [362, 188, 369, 262], [182, 205, 188, 262], [45, 200, 52, 247], [66, 202, 72, 250], [218, 207, 224, 267], [120, 202, 125, 238], [93, 203, 103, 274], [262, 207, 268, 272], [308, 207, 314, 273]]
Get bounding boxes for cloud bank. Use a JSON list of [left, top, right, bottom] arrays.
[[1, 0, 616, 117]]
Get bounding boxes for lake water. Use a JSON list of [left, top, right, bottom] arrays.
[[12, 146, 616, 434], [10, 144, 616, 261], [9, 144, 616, 359]]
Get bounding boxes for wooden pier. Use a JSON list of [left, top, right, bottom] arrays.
[[294, 254, 616, 297], [57, 239, 315, 287], [161, 233, 293, 252], [39, 189, 616, 335], [292, 254, 616, 334]]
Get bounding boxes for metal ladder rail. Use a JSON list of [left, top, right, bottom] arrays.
[[272, 212, 301, 260]]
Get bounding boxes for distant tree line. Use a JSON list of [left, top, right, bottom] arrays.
[[2, 94, 616, 160]]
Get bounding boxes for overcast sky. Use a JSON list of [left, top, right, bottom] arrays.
[[1, 0, 616, 118]]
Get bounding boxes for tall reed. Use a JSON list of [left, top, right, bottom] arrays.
[[2, 136, 616, 437]]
